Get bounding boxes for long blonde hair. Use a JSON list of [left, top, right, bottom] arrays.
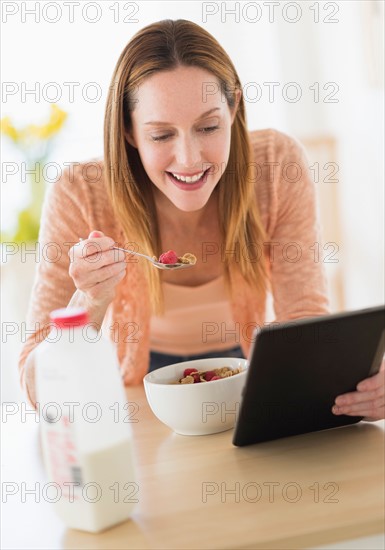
[[104, 19, 270, 314]]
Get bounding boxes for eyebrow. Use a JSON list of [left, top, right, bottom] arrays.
[[143, 107, 221, 126]]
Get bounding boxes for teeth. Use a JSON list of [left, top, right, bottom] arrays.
[[170, 170, 205, 183]]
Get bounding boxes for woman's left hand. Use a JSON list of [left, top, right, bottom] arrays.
[[332, 359, 385, 421]]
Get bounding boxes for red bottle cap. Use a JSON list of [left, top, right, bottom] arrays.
[[50, 307, 89, 328]]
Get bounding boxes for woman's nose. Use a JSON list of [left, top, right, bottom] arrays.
[[174, 135, 201, 168]]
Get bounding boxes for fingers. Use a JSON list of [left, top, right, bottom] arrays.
[[334, 366, 384, 406], [89, 230, 104, 238], [71, 236, 116, 262], [69, 251, 127, 287], [332, 361, 385, 421], [333, 398, 384, 415], [335, 385, 384, 407], [332, 404, 385, 421], [69, 233, 125, 278], [84, 266, 127, 301], [67, 231, 128, 304], [332, 363, 385, 421], [356, 364, 385, 392], [81, 260, 127, 288], [80, 249, 127, 273]]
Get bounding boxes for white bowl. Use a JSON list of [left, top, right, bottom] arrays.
[[143, 357, 248, 436]]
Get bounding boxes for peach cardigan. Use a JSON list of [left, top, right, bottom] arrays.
[[19, 129, 331, 391]]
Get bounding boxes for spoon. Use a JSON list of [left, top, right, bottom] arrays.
[[78, 239, 194, 271], [113, 246, 195, 271]]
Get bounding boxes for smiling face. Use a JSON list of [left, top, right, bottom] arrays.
[[126, 65, 239, 213]]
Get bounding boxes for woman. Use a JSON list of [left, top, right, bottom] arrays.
[[20, 19, 384, 419]]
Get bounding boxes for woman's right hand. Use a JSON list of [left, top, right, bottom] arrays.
[[68, 230, 127, 307]]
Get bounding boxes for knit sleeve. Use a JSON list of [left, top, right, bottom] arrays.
[[18, 165, 92, 391], [267, 130, 331, 321]]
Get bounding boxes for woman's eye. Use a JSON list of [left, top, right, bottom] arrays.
[[199, 125, 219, 134], [150, 126, 219, 143], [151, 134, 172, 142]]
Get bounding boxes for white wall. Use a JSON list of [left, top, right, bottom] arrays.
[[276, 1, 384, 309]]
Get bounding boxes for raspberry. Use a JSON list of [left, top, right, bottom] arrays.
[[210, 376, 221, 381], [183, 368, 198, 377], [192, 373, 201, 383], [159, 250, 179, 264], [204, 370, 217, 381]]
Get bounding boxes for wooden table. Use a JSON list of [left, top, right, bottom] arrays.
[[2, 386, 384, 549]]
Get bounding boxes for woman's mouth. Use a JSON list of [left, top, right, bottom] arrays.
[[165, 167, 211, 191]]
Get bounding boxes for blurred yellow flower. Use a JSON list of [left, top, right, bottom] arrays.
[[1, 104, 67, 146], [0, 117, 19, 142], [1, 104, 68, 243]]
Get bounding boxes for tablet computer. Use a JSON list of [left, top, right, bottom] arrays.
[[233, 306, 385, 446]]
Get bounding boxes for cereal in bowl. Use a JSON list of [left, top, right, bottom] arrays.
[[174, 366, 243, 384]]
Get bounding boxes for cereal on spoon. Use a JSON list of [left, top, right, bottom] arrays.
[[155, 250, 197, 265]]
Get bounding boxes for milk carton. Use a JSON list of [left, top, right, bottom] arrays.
[[35, 307, 137, 532]]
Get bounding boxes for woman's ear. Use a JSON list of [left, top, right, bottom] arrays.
[[231, 88, 242, 125], [124, 129, 137, 148]]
